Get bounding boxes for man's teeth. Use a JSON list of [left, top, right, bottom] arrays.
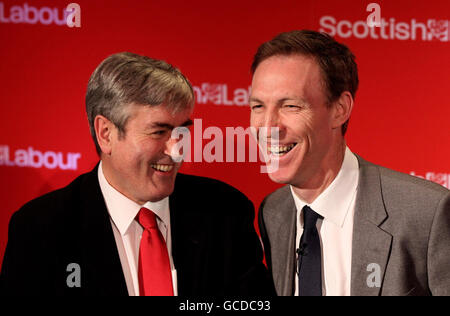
[[268, 143, 296, 155], [151, 164, 174, 172]]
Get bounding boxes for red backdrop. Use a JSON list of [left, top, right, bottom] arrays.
[[1, 0, 449, 265]]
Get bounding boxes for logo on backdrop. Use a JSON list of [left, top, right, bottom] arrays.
[[0, 145, 81, 171], [193, 83, 251, 107], [0, 2, 81, 27], [410, 171, 450, 189], [319, 15, 449, 42]]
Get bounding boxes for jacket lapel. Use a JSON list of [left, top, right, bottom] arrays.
[[169, 174, 206, 295], [351, 156, 393, 296], [262, 186, 297, 296], [79, 165, 128, 296]]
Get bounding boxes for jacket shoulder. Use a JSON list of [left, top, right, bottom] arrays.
[[374, 163, 449, 203], [358, 157, 449, 227], [260, 185, 291, 209], [10, 170, 93, 228], [175, 173, 251, 201], [173, 173, 254, 217]]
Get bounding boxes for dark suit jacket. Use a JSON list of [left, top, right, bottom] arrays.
[[0, 165, 275, 296], [259, 155, 450, 296]]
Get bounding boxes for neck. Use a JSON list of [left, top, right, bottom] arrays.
[[292, 141, 346, 204]]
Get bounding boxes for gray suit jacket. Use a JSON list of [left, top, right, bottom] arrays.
[[259, 155, 450, 296]]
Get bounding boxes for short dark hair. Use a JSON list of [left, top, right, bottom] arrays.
[[251, 30, 359, 135], [86, 52, 195, 155]]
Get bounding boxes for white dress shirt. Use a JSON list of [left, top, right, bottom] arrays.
[[98, 162, 177, 296], [292, 147, 359, 296]]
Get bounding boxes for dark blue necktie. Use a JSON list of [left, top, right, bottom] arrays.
[[297, 205, 323, 296]]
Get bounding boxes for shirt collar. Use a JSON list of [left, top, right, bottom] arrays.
[[290, 146, 359, 228], [98, 161, 170, 236]]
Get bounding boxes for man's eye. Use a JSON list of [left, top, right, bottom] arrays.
[[283, 104, 303, 111], [152, 130, 167, 136], [251, 105, 263, 110]]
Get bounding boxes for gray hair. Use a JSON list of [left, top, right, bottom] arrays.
[[85, 52, 195, 155]]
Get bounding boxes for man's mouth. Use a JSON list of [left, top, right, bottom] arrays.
[[151, 164, 174, 173], [268, 143, 297, 156]]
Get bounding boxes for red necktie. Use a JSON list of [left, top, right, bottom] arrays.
[[137, 207, 174, 296]]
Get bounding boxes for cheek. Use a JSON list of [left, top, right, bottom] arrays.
[[121, 140, 143, 161], [296, 110, 328, 137], [250, 112, 261, 127], [114, 140, 153, 168], [142, 140, 169, 160], [285, 115, 313, 139]]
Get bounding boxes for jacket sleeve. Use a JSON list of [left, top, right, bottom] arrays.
[[1, 208, 54, 295], [427, 191, 450, 296], [258, 199, 272, 276], [1, 210, 31, 295], [233, 196, 276, 296]]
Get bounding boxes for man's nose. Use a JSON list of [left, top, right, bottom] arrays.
[[164, 136, 178, 160], [164, 131, 186, 162], [262, 111, 282, 141], [262, 108, 279, 127]]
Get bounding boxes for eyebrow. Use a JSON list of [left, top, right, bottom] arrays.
[[249, 97, 264, 103], [149, 119, 193, 130], [249, 96, 309, 105]]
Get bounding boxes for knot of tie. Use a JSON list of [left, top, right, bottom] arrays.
[[302, 205, 323, 230], [138, 207, 158, 230]]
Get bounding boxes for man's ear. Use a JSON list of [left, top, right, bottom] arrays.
[[94, 115, 115, 155], [331, 91, 354, 130]]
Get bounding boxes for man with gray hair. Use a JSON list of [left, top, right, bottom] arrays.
[[1, 52, 275, 296]]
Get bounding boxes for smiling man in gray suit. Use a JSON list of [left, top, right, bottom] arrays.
[[249, 30, 450, 296]]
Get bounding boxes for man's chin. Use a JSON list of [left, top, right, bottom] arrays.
[[144, 182, 176, 203], [146, 190, 173, 203], [267, 170, 295, 185]]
